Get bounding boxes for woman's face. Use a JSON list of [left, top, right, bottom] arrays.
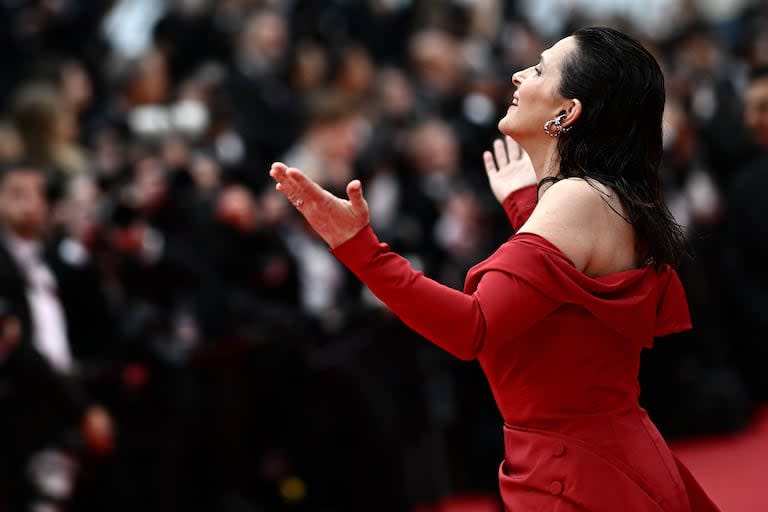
[[498, 36, 576, 140]]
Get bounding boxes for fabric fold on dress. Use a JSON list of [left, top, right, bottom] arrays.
[[465, 232, 692, 347]]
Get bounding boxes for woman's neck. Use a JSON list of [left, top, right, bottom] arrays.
[[526, 138, 561, 184]]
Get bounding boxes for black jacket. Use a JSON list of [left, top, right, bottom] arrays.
[[0, 239, 89, 454]]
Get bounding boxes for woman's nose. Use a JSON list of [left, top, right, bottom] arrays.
[[512, 70, 524, 87]]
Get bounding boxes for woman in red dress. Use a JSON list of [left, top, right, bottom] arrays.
[[270, 27, 720, 512]]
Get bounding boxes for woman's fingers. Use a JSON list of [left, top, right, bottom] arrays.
[[493, 138, 507, 167], [271, 165, 296, 194], [483, 151, 497, 174], [270, 162, 293, 193], [271, 163, 316, 208], [347, 179, 365, 212], [285, 167, 327, 202], [269, 161, 288, 181], [505, 136, 521, 160], [487, 136, 523, 171], [484, 136, 523, 177]]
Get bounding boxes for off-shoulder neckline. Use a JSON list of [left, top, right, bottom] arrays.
[[510, 231, 651, 280]]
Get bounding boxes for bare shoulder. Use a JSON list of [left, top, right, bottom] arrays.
[[517, 178, 608, 271], [539, 178, 605, 210], [521, 177, 606, 231]]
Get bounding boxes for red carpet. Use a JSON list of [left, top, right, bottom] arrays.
[[413, 494, 502, 512], [671, 405, 768, 512]]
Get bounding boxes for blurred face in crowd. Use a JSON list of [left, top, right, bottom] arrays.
[[310, 115, 363, 163], [292, 42, 328, 91], [376, 67, 414, 119], [216, 184, 258, 233], [128, 49, 170, 106], [408, 120, 459, 174], [60, 59, 93, 116], [498, 36, 577, 143], [408, 30, 462, 95], [132, 157, 168, 213], [60, 175, 101, 247], [335, 45, 374, 99], [239, 10, 287, 65], [745, 76, 768, 148], [0, 168, 49, 240]]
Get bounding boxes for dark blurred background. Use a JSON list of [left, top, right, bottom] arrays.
[[0, 0, 767, 511]]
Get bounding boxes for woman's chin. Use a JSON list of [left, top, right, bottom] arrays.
[[497, 117, 516, 137]]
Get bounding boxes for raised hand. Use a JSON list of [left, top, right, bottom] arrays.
[[482, 136, 537, 204], [269, 162, 369, 248]]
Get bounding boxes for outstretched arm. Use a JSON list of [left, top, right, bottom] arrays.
[[483, 136, 538, 230], [269, 162, 541, 360]]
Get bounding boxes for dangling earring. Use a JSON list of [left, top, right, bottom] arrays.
[[543, 113, 572, 137]]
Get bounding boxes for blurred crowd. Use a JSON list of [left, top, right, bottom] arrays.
[[1, 0, 767, 511]]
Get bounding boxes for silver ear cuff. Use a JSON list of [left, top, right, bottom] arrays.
[[544, 114, 572, 137]]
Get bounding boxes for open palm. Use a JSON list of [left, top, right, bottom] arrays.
[[269, 162, 370, 249], [482, 136, 537, 204]]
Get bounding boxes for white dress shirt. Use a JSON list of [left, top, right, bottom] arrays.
[[4, 232, 74, 375]]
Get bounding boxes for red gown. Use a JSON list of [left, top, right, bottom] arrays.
[[331, 185, 720, 512]]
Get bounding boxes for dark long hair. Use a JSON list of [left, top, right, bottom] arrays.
[[556, 27, 687, 270]]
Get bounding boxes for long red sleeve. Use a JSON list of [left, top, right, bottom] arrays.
[[331, 225, 550, 360], [502, 185, 537, 231]]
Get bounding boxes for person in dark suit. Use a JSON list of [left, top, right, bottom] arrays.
[[0, 160, 114, 511], [723, 65, 768, 401], [227, 8, 304, 190]]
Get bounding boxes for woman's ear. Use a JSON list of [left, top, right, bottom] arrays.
[[561, 99, 582, 128]]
